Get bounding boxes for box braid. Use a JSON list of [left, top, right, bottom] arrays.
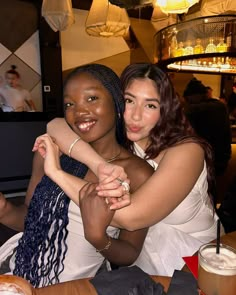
[[13, 155, 88, 287]]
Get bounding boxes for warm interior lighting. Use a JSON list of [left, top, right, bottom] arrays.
[[154, 0, 200, 14], [41, 0, 75, 32], [154, 15, 236, 75], [86, 0, 130, 37]]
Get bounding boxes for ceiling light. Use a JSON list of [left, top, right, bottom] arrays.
[[86, 0, 130, 37], [41, 0, 75, 32], [154, 0, 200, 14]]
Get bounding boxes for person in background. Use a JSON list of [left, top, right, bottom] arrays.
[[45, 63, 221, 277], [183, 78, 232, 179], [227, 82, 236, 124], [0, 64, 153, 287], [0, 65, 36, 112], [206, 86, 217, 99]]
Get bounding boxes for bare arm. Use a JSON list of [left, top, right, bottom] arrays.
[[47, 118, 105, 175], [79, 159, 153, 266], [79, 184, 148, 265], [109, 143, 206, 230], [0, 151, 45, 231], [32, 134, 130, 207], [47, 119, 207, 231]]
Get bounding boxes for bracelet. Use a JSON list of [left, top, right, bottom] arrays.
[[68, 137, 81, 157], [96, 235, 112, 253]]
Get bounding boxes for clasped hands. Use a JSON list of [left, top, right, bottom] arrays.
[[33, 134, 131, 210]]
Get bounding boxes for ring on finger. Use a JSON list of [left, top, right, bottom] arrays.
[[117, 178, 123, 185], [117, 178, 130, 194], [121, 181, 130, 194]]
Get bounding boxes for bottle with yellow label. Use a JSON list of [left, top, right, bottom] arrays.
[[216, 38, 228, 53], [194, 38, 204, 54], [184, 40, 194, 55], [205, 38, 216, 53], [175, 42, 185, 57]]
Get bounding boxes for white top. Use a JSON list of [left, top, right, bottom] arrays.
[[132, 143, 220, 276], [0, 200, 119, 286], [0, 85, 32, 112]]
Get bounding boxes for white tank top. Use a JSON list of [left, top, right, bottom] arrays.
[[133, 143, 221, 276]]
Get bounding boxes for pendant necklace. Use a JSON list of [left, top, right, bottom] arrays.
[[105, 147, 122, 163]]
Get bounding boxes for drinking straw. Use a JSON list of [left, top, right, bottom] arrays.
[[216, 219, 220, 254]]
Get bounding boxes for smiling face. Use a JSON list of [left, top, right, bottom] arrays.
[[124, 78, 160, 149], [64, 72, 117, 145]]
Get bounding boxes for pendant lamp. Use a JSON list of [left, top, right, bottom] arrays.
[[109, 0, 154, 9], [86, 0, 130, 37], [155, 0, 200, 14], [41, 0, 75, 32]]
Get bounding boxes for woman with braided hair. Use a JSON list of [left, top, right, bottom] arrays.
[[0, 64, 153, 287]]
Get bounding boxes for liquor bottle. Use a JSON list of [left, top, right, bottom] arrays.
[[205, 38, 216, 53], [194, 38, 204, 54], [184, 40, 193, 55], [175, 42, 185, 57], [226, 31, 232, 51], [169, 35, 178, 57], [216, 38, 227, 53]]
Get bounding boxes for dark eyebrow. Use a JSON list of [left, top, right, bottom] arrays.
[[124, 91, 160, 104], [124, 91, 135, 98], [146, 98, 160, 104]]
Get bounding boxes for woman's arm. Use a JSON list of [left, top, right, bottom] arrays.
[[79, 183, 148, 265], [33, 134, 130, 207], [114, 143, 205, 230], [47, 118, 105, 176], [87, 143, 206, 230]]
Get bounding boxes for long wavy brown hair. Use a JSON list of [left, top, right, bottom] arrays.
[[120, 63, 216, 203]]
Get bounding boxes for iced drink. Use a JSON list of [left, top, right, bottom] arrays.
[[198, 243, 236, 295]]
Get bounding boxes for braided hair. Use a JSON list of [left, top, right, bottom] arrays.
[[13, 156, 88, 287]]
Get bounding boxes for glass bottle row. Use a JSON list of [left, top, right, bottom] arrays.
[[169, 37, 229, 58]]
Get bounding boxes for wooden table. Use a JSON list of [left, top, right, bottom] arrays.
[[35, 231, 236, 295]]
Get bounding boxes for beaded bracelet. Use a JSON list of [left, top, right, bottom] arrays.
[[96, 235, 112, 253], [68, 137, 81, 157]]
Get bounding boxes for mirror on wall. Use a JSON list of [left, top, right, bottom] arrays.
[[0, 0, 43, 116], [0, 0, 64, 121]]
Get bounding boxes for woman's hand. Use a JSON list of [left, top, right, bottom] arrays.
[[79, 183, 115, 244], [96, 163, 131, 210], [32, 134, 62, 179]]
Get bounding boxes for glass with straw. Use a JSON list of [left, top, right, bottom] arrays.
[[198, 219, 236, 295]]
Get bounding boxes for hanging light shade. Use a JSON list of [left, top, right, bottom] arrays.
[[41, 0, 75, 32], [86, 0, 130, 37], [109, 0, 154, 9], [154, 0, 200, 14]]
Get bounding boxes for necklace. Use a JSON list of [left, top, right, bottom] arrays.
[[105, 147, 122, 163]]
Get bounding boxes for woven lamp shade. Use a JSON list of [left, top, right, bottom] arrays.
[[41, 0, 75, 32], [86, 0, 130, 37]]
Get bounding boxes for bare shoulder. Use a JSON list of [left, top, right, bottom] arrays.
[[119, 151, 154, 192], [165, 141, 204, 160], [158, 141, 205, 176]]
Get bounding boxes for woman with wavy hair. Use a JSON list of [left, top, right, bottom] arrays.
[[39, 63, 221, 277]]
